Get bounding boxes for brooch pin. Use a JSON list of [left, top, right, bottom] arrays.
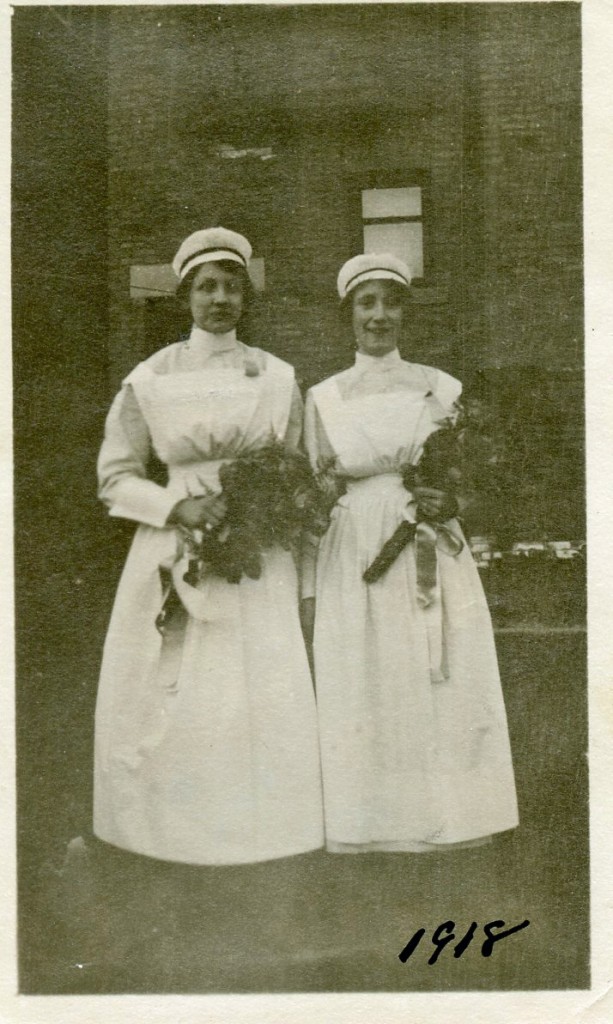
[[244, 359, 260, 378]]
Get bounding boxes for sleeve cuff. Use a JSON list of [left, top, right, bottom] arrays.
[[106, 479, 179, 529]]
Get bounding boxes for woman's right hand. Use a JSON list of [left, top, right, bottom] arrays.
[[167, 495, 227, 531], [413, 486, 458, 523]]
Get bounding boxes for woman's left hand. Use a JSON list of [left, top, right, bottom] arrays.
[[413, 486, 458, 522]]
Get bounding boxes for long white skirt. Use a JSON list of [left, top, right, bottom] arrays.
[[313, 474, 519, 853], [94, 526, 324, 864]]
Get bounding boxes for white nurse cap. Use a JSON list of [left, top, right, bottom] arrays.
[[172, 227, 253, 281], [337, 252, 412, 299]]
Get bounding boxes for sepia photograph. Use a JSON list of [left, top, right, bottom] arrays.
[[11, 0, 591, 1006]]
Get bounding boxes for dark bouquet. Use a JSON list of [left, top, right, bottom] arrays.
[[180, 443, 340, 585], [402, 396, 504, 506], [364, 397, 505, 585]]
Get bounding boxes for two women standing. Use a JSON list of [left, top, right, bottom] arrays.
[[94, 228, 518, 867]]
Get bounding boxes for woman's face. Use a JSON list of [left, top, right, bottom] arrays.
[[189, 262, 244, 334], [351, 279, 404, 356]]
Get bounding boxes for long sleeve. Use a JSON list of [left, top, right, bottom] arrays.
[[303, 389, 337, 470], [97, 384, 178, 528], [300, 390, 338, 600], [283, 382, 304, 451], [431, 367, 463, 416]]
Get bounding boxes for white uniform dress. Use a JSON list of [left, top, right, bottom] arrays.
[[304, 348, 518, 853], [94, 326, 324, 864]]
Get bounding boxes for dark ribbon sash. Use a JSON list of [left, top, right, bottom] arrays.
[[363, 519, 464, 608]]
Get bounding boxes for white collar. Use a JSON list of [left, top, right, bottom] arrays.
[[354, 348, 402, 371], [186, 325, 239, 354]]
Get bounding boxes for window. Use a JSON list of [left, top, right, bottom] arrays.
[[361, 186, 424, 279]]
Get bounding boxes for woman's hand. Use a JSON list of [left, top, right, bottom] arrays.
[[413, 486, 458, 523], [167, 495, 227, 531]]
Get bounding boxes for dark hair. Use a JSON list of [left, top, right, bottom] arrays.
[[176, 259, 255, 318]]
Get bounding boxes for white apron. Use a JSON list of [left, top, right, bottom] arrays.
[[94, 352, 324, 864], [308, 373, 519, 852]]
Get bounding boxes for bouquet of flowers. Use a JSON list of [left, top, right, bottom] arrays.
[[180, 443, 341, 585], [401, 396, 503, 502], [363, 397, 505, 585]]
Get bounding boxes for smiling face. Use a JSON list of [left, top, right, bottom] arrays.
[[350, 278, 405, 356], [188, 261, 245, 334]]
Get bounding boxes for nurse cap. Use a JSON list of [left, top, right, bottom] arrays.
[[337, 252, 412, 299], [172, 227, 253, 281]]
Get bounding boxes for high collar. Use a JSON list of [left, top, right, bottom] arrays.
[[354, 347, 402, 372], [186, 325, 239, 354]]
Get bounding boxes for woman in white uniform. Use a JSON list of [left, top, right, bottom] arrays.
[[94, 227, 324, 865], [302, 253, 518, 854]]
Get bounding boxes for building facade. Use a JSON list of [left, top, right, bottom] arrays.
[[13, 3, 584, 563], [104, 5, 582, 384]]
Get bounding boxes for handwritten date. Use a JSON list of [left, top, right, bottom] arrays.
[[399, 919, 530, 966]]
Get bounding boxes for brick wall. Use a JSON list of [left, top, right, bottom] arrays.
[[105, 5, 582, 382], [103, 4, 583, 537], [471, 4, 583, 371], [105, 5, 473, 388]]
